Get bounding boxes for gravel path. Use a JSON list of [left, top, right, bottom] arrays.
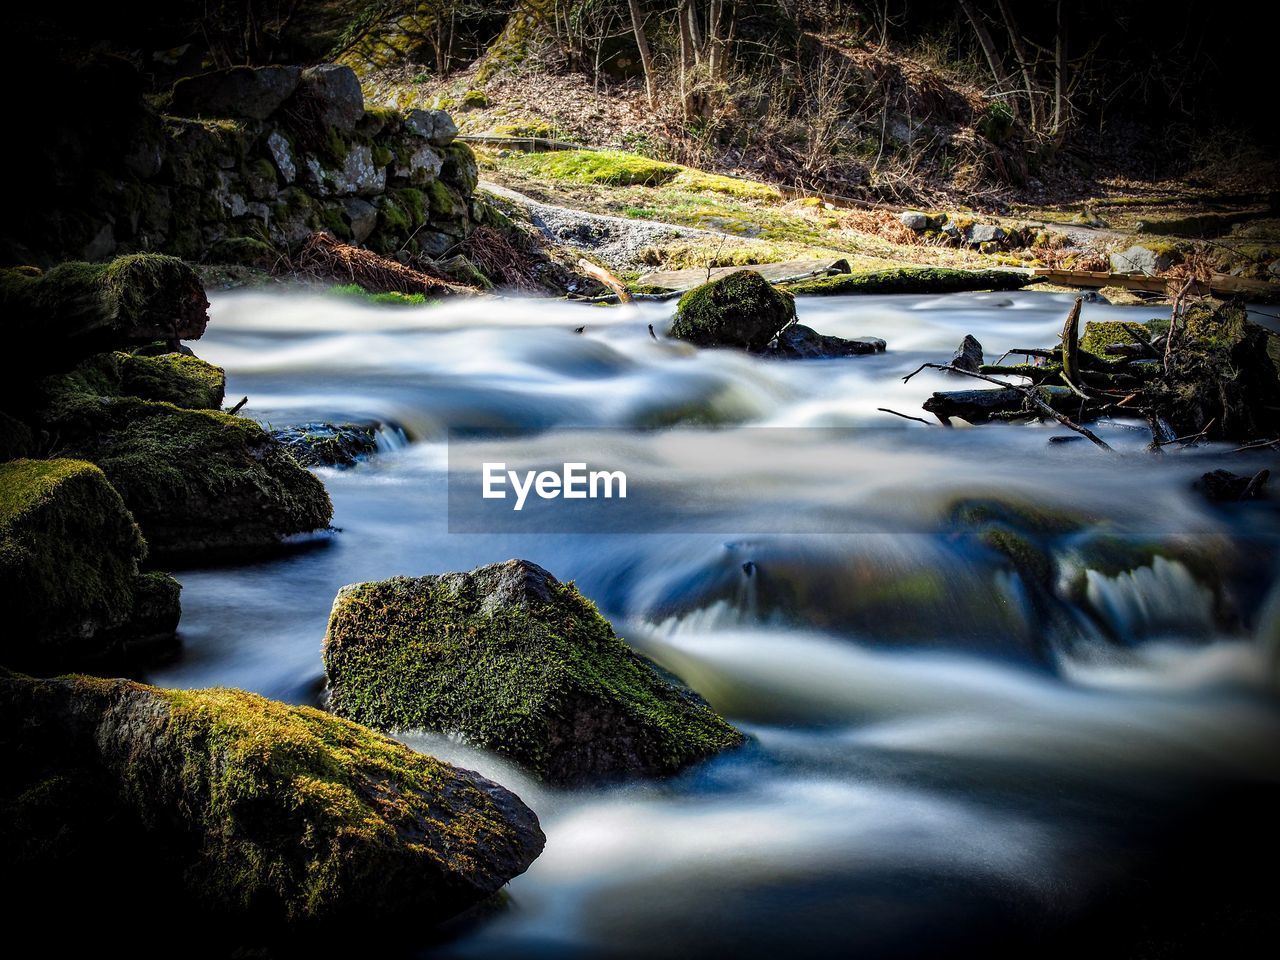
[[481, 182, 712, 271]]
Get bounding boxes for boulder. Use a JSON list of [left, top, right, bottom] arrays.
[[394, 142, 443, 185], [0, 672, 544, 929], [967, 223, 1007, 246], [0, 458, 150, 671], [1196, 469, 1270, 502], [265, 130, 297, 183], [1110, 243, 1176, 275], [340, 198, 379, 243], [296, 64, 364, 133], [0, 256, 209, 378], [170, 66, 301, 121], [271, 422, 380, 468], [405, 108, 459, 147], [303, 144, 386, 197], [323, 559, 746, 785], [440, 143, 480, 195], [669, 270, 796, 351], [898, 211, 930, 231], [771, 324, 885, 358], [949, 334, 984, 373], [43, 351, 225, 410], [49, 397, 333, 563]]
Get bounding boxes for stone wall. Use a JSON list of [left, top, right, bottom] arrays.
[[8, 63, 486, 266]]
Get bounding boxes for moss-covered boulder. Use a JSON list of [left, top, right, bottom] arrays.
[[323, 559, 745, 785], [669, 270, 796, 351], [0, 672, 544, 930], [784, 267, 1033, 296], [42, 350, 225, 411], [0, 256, 209, 378], [0, 458, 155, 670], [52, 397, 332, 563]]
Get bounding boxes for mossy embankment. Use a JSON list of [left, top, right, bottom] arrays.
[[0, 670, 545, 930], [324, 559, 745, 785]]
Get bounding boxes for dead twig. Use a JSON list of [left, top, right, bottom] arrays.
[[903, 361, 1113, 450], [227, 396, 249, 415], [878, 407, 935, 426]]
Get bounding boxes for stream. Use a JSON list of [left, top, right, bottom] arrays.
[[149, 288, 1280, 956]]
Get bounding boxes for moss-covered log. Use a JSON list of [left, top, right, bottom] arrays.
[[785, 267, 1034, 296], [51, 397, 332, 563], [923, 385, 1082, 425], [0, 458, 148, 670], [323, 559, 746, 785], [0, 671, 545, 930], [668, 269, 796, 351], [0, 255, 209, 379]]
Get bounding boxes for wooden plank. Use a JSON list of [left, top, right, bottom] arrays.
[[638, 258, 851, 292]]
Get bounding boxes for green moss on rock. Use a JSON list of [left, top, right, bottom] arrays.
[[0, 255, 209, 380], [50, 397, 332, 563], [669, 270, 797, 350], [44, 351, 225, 410], [0, 458, 145, 669], [785, 267, 1033, 296], [323, 559, 745, 785], [0, 672, 544, 928]]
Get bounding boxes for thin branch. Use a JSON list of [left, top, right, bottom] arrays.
[[903, 361, 1113, 450], [878, 407, 935, 426]]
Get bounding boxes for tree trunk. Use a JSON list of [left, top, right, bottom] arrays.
[[678, 0, 694, 118], [957, 0, 1015, 116], [627, 0, 657, 108], [995, 0, 1041, 132], [707, 0, 725, 78], [1053, 0, 1065, 134]]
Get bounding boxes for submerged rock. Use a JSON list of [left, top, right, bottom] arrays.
[[1196, 468, 1270, 502], [51, 397, 332, 563], [0, 672, 544, 929], [272, 422, 380, 468], [323, 559, 746, 785], [770, 324, 885, 358], [669, 270, 796, 351], [0, 458, 176, 671]]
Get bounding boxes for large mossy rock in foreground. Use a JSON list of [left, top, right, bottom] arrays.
[[0, 256, 209, 380], [669, 270, 797, 351], [324, 559, 746, 785], [44, 349, 226, 410], [0, 458, 177, 671], [0, 672, 544, 930], [54, 397, 332, 563]]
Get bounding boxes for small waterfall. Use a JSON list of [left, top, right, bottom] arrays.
[[1082, 557, 1215, 642]]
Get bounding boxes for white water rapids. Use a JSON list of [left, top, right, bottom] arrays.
[[148, 287, 1280, 957]]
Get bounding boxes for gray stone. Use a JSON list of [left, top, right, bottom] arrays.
[[296, 64, 364, 133], [171, 65, 300, 121], [266, 130, 296, 183], [899, 211, 930, 231], [304, 145, 386, 197], [771, 324, 886, 358], [949, 334, 983, 374], [341, 198, 378, 243], [212, 171, 248, 218], [394, 143, 443, 185], [416, 231, 457, 257], [405, 108, 459, 147], [1267, 259, 1280, 279], [967, 223, 1007, 246], [82, 222, 116, 261], [1110, 244, 1175, 276], [441, 143, 479, 195], [123, 139, 164, 179]]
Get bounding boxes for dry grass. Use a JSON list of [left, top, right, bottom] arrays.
[[282, 232, 480, 297]]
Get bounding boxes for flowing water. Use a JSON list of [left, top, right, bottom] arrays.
[[149, 288, 1280, 956]]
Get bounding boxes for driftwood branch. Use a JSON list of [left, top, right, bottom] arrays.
[[903, 361, 1113, 450]]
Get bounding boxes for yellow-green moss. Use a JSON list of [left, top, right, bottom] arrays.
[[510, 149, 682, 187], [41, 351, 225, 411], [670, 270, 796, 350], [786, 267, 1033, 295], [0, 458, 145, 666], [323, 560, 745, 785]]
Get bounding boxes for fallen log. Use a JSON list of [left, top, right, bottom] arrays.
[[922, 385, 1082, 424]]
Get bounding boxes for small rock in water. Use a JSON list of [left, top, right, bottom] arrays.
[[949, 334, 984, 373], [1195, 469, 1270, 502], [770, 324, 885, 359], [272, 422, 380, 468]]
